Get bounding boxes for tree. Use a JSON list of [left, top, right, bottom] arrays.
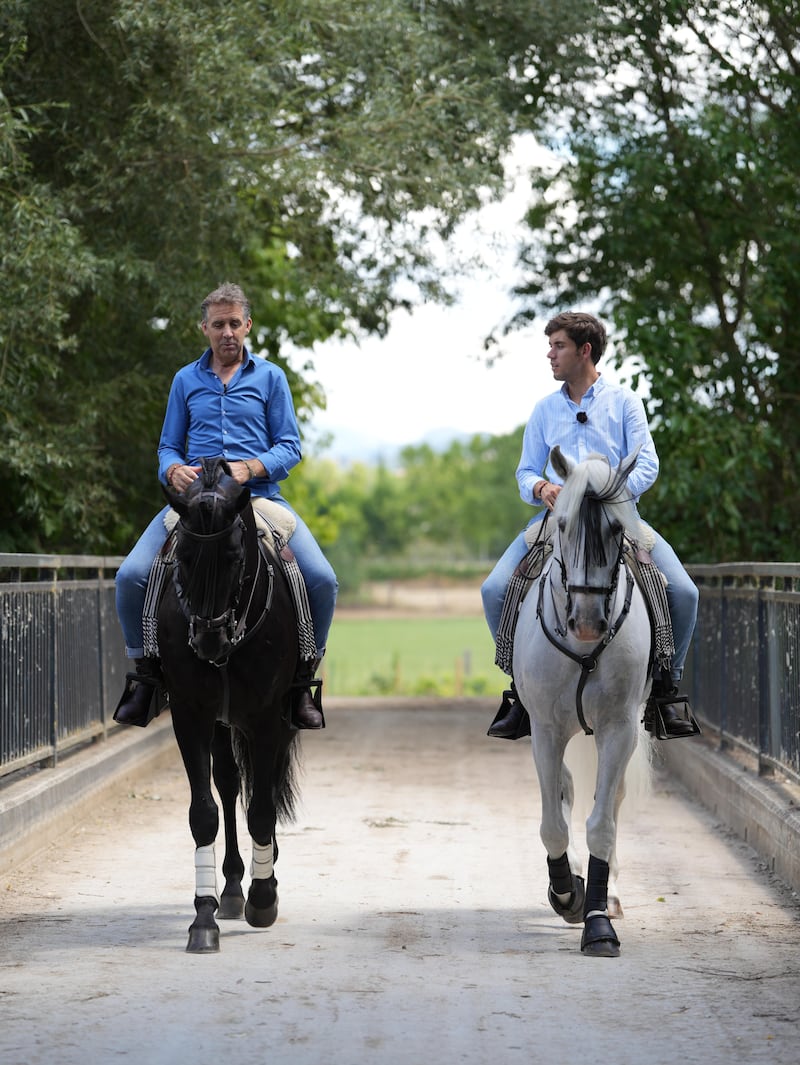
[[507, 0, 800, 561]]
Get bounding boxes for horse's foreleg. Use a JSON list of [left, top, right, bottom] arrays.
[[586, 723, 637, 868], [211, 723, 245, 920], [581, 855, 620, 957], [244, 838, 279, 928], [173, 718, 222, 953], [581, 724, 637, 957], [186, 844, 221, 953], [243, 759, 279, 929], [532, 725, 585, 923], [606, 780, 627, 920]]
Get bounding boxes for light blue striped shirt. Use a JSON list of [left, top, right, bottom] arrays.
[[516, 376, 659, 506]]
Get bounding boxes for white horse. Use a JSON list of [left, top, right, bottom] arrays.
[[513, 446, 652, 957]]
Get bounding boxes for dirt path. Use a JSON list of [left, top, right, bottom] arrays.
[[1, 701, 799, 1065]]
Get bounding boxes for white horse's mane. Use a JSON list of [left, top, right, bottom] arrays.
[[555, 453, 641, 542]]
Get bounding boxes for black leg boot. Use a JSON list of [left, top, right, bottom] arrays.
[[487, 681, 531, 740], [113, 657, 164, 727], [291, 659, 325, 729]]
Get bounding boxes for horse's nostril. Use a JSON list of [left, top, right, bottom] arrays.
[[567, 617, 576, 631]]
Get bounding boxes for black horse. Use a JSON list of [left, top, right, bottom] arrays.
[[159, 458, 300, 953]]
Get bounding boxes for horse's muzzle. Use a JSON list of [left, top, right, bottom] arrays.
[[567, 597, 610, 642], [188, 613, 235, 664]]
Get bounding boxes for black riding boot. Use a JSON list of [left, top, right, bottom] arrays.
[[292, 659, 325, 730], [644, 676, 699, 739], [487, 681, 531, 740], [113, 657, 163, 728]]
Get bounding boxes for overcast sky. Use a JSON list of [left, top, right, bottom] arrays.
[[292, 136, 624, 460]]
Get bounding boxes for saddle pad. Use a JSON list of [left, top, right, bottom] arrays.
[[162, 496, 297, 541]]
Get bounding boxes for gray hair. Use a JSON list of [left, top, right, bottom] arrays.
[[200, 283, 251, 322]]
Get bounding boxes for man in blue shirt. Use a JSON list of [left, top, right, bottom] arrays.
[[114, 282, 337, 728], [482, 311, 698, 739]]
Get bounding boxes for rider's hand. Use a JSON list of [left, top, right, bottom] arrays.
[[168, 464, 201, 492], [232, 459, 262, 484], [541, 483, 561, 511]]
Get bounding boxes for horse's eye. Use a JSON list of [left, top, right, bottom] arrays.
[[558, 518, 566, 532], [609, 520, 623, 536]]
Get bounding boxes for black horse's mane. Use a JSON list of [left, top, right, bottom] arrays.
[[197, 456, 232, 489]]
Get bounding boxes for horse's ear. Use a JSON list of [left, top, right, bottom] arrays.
[[550, 445, 574, 482], [617, 444, 642, 482]]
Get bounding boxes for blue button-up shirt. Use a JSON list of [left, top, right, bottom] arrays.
[[157, 348, 301, 499], [516, 376, 659, 506]]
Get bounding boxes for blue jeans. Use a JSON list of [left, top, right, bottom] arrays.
[[115, 500, 337, 659], [481, 516, 698, 681]]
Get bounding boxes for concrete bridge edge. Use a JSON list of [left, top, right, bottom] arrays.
[[661, 735, 800, 897], [0, 715, 176, 873]]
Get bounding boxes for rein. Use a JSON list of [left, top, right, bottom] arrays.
[[537, 546, 635, 736]]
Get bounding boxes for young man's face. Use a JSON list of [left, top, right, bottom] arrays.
[[546, 329, 591, 382], [201, 301, 252, 367]]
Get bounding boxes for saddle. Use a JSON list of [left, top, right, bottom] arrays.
[[141, 498, 316, 662], [494, 516, 675, 677]]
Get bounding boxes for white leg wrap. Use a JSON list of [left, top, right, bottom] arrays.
[[194, 844, 219, 902], [251, 839, 274, 880]]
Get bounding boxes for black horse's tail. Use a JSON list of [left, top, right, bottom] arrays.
[[230, 725, 301, 823]]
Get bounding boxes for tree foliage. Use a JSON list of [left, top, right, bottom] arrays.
[[509, 0, 800, 561], [1, 0, 573, 553]]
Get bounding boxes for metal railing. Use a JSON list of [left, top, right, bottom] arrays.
[[2, 555, 799, 786], [0, 552, 127, 779], [684, 563, 800, 783]]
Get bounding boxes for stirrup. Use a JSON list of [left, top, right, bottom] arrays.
[[289, 676, 325, 729], [113, 672, 163, 727], [643, 690, 701, 740], [487, 689, 531, 740]]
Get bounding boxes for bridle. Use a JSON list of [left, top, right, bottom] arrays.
[[536, 496, 635, 735], [174, 504, 274, 666]]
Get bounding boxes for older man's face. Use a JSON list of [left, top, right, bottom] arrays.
[[201, 301, 252, 368]]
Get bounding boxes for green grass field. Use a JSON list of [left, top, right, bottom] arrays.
[[321, 615, 507, 697]]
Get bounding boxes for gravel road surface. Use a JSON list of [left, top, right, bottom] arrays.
[[1, 700, 799, 1065]]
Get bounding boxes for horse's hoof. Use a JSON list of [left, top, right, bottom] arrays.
[[548, 875, 585, 925], [218, 891, 245, 921], [245, 899, 279, 928], [581, 914, 620, 958], [186, 926, 220, 953], [607, 895, 624, 920]]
